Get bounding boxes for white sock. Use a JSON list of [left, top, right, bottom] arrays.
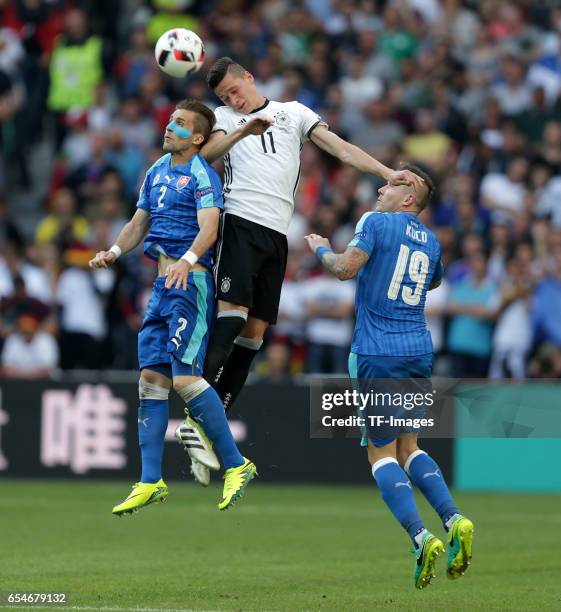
[[445, 513, 461, 532], [413, 527, 428, 549]]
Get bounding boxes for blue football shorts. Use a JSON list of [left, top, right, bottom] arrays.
[[138, 272, 215, 378], [348, 352, 434, 448]]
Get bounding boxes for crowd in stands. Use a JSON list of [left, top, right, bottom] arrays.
[[1, 0, 561, 379]]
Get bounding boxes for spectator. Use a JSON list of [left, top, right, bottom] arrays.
[[47, 9, 105, 147], [515, 87, 557, 143], [446, 232, 485, 284], [258, 342, 292, 383], [146, 2, 198, 46], [56, 246, 113, 369], [424, 278, 449, 356], [489, 255, 533, 379], [402, 109, 453, 170], [480, 157, 528, 222], [1, 314, 58, 379], [538, 120, 561, 169], [113, 97, 156, 153], [532, 245, 561, 348], [0, 242, 52, 305], [253, 57, 285, 101], [61, 110, 93, 172], [340, 55, 383, 110], [103, 128, 146, 200], [1, 275, 51, 339], [275, 251, 308, 372], [379, 4, 418, 65], [138, 71, 174, 134], [115, 25, 153, 98], [303, 271, 355, 374], [447, 251, 499, 377], [443, 0, 480, 59], [35, 188, 89, 250], [348, 98, 404, 157], [535, 166, 561, 229], [88, 172, 128, 246], [359, 29, 394, 83], [527, 36, 561, 105], [490, 55, 532, 117], [487, 222, 510, 286]]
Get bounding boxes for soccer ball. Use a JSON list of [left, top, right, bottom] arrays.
[[154, 29, 205, 78]]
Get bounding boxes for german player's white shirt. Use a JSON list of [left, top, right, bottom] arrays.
[[214, 100, 325, 235]]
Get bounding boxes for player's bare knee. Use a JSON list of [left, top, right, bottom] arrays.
[[397, 435, 420, 466], [241, 317, 268, 341], [140, 368, 171, 390], [397, 446, 419, 467], [367, 440, 396, 466], [218, 300, 248, 314]]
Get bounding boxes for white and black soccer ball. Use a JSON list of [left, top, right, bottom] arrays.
[[154, 29, 205, 78]]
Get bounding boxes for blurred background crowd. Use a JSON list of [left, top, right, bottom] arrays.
[[1, 0, 561, 380]]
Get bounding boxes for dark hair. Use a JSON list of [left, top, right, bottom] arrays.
[[206, 56, 246, 90], [400, 162, 435, 212], [175, 99, 216, 144]]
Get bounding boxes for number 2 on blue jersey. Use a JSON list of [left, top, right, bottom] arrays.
[[387, 244, 429, 306], [157, 185, 167, 208]]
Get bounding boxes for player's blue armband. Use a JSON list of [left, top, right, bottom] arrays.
[[316, 246, 333, 261], [193, 156, 224, 210]]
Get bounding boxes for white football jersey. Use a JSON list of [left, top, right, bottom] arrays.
[[214, 100, 326, 235]]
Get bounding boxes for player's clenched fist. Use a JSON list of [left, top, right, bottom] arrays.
[[89, 250, 117, 269], [164, 259, 191, 291]]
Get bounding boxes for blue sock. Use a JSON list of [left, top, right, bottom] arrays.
[[372, 458, 425, 545], [186, 385, 244, 470], [138, 398, 169, 483], [405, 450, 458, 530]]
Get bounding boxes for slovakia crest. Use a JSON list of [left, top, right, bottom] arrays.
[[177, 175, 191, 189]]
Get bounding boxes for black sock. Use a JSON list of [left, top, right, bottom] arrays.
[[215, 338, 262, 411], [204, 312, 247, 385]]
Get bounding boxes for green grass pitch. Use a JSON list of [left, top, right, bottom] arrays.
[[0, 480, 560, 611]]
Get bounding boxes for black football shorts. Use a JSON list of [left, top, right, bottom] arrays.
[[213, 213, 288, 324]]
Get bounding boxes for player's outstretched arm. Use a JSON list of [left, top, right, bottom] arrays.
[[164, 207, 220, 290], [305, 234, 369, 281], [201, 117, 273, 164], [89, 208, 150, 269], [309, 125, 424, 188]]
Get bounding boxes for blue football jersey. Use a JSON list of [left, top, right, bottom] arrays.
[[349, 211, 443, 357], [137, 153, 224, 269]]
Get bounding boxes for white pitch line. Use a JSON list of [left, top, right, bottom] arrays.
[[0, 607, 203, 612]]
